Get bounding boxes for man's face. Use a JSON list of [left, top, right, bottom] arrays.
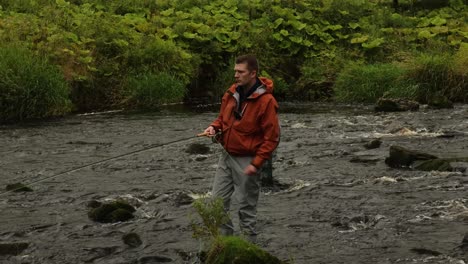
[[234, 63, 256, 87]]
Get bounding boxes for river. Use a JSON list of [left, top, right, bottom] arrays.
[[1, 102, 467, 263]]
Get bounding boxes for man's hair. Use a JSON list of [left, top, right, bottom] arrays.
[[235, 54, 259, 73]]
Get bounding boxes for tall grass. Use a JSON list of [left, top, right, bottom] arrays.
[[0, 45, 71, 121], [333, 63, 417, 103], [406, 51, 468, 104], [124, 71, 186, 110]]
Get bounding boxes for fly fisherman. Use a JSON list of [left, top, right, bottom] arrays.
[[203, 54, 280, 243]]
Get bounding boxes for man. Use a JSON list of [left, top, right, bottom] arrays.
[[203, 54, 280, 242]]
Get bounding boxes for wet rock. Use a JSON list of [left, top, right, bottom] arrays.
[[205, 236, 284, 264], [410, 247, 441, 256], [413, 159, 453, 171], [186, 143, 210, 155], [173, 192, 194, 206], [364, 139, 382, 149], [194, 154, 208, 161], [428, 96, 454, 109], [122, 232, 142, 248], [450, 162, 468, 173], [349, 155, 380, 164], [139, 255, 173, 263], [385, 145, 438, 168], [374, 98, 419, 112], [6, 183, 33, 192], [0, 242, 29, 256], [88, 200, 136, 223]]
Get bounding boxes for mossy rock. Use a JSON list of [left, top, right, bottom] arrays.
[[413, 159, 453, 171], [385, 145, 438, 168], [5, 183, 33, 192], [206, 236, 285, 264], [375, 98, 419, 112], [88, 200, 136, 223], [428, 96, 454, 109]]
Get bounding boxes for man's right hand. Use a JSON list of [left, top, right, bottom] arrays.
[[204, 126, 216, 136]]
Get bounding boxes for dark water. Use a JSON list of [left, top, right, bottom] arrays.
[[0, 103, 467, 263]]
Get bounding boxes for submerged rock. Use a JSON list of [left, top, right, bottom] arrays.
[[385, 146, 468, 171], [5, 183, 33, 192], [413, 159, 453, 171], [0, 242, 29, 256], [385, 145, 437, 168], [375, 98, 419, 112], [88, 200, 136, 223], [364, 139, 382, 149], [122, 232, 142, 248], [205, 236, 285, 264], [186, 143, 210, 155]]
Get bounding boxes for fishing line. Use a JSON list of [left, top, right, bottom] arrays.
[[1, 134, 202, 196]]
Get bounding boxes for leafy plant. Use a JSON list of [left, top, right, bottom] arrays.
[[0, 44, 71, 121], [333, 62, 416, 103], [191, 197, 230, 240]]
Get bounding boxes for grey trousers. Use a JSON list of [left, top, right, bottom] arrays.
[[212, 152, 261, 238]]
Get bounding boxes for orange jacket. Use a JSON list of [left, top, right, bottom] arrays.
[[210, 77, 280, 169]]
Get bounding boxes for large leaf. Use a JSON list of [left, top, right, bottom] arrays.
[[418, 30, 436, 39], [430, 16, 447, 26], [362, 38, 385, 49], [351, 35, 368, 44]]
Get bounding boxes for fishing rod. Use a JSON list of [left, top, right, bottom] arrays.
[[1, 133, 209, 196]]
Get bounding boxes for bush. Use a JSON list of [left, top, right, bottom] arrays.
[[406, 52, 467, 103], [0, 45, 71, 121], [333, 63, 416, 103], [124, 71, 186, 110]]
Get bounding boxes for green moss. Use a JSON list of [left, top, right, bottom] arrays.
[[5, 183, 33, 192], [88, 200, 136, 223], [413, 159, 452, 171], [206, 236, 284, 264]]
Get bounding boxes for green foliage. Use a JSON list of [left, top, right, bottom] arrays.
[[0, 45, 71, 121], [206, 236, 284, 264], [334, 63, 417, 103], [0, 0, 466, 115], [124, 72, 186, 110], [191, 197, 230, 240], [406, 52, 468, 104]]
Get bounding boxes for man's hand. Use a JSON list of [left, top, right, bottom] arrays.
[[204, 126, 216, 136], [244, 164, 258, 176]]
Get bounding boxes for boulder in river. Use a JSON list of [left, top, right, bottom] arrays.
[[374, 98, 419, 112], [205, 236, 285, 264], [0, 242, 29, 256], [385, 145, 437, 168], [88, 200, 136, 223], [385, 145, 468, 171]]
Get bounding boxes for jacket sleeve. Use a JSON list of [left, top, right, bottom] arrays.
[[251, 97, 280, 169]]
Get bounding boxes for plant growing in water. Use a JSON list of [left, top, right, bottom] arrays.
[[191, 197, 285, 264]]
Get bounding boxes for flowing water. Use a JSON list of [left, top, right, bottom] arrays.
[[0, 103, 467, 264]]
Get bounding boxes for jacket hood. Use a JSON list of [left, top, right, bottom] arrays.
[[228, 77, 274, 100]]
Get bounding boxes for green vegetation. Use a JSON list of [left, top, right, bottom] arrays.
[[0, 45, 71, 121], [0, 0, 466, 120], [191, 197, 284, 263]]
